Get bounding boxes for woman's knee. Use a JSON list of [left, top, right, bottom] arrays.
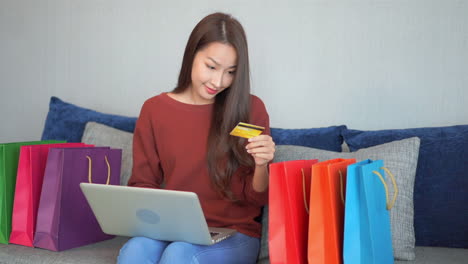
[[159, 242, 199, 263], [159, 234, 260, 264], [117, 237, 168, 264]]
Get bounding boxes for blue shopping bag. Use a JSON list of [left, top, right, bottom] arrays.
[[343, 159, 397, 264]]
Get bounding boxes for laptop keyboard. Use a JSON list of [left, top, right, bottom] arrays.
[[210, 232, 220, 237]]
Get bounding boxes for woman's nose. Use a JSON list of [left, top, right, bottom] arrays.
[[211, 71, 224, 88]]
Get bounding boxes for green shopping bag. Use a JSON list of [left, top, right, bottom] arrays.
[[0, 140, 63, 244]]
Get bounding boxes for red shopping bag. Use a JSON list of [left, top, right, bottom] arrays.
[[269, 159, 318, 264], [308, 158, 355, 264], [9, 143, 92, 247]]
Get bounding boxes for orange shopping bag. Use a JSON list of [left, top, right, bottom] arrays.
[[9, 143, 92, 247], [269, 159, 318, 264], [308, 158, 355, 264]]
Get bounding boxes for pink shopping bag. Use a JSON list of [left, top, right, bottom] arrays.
[[9, 143, 92, 247]]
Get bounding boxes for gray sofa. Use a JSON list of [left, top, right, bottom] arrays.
[[1, 139, 467, 264], [1, 237, 468, 264], [1, 97, 467, 263]]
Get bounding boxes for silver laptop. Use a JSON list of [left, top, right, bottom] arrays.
[[80, 183, 237, 245]]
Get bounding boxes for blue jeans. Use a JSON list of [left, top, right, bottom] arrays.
[[117, 232, 260, 264]]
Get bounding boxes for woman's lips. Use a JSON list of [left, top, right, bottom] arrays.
[[205, 85, 218, 95]]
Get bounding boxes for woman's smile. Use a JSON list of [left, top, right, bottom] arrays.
[[205, 85, 218, 95]]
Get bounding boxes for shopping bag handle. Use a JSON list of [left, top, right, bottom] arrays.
[[86, 155, 111, 185], [372, 167, 398, 210], [302, 169, 346, 212], [301, 168, 309, 214], [339, 170, 345, 205]]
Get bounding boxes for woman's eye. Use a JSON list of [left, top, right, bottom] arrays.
[[228, 71, 236, 75], [206, 64, 215, 70]]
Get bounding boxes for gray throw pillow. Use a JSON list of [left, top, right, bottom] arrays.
[[259, 137, 420, 262], [81, 122, 133, 186]]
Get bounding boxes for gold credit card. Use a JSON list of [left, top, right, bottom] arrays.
[[229, 122, 265, 139]]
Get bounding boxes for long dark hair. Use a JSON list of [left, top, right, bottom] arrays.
[[172, 13, 254, 200]]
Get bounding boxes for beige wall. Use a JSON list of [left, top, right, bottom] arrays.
[[1, 0, 467, 142]]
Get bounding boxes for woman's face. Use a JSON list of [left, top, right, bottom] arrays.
[[189, 42, 237, 104]]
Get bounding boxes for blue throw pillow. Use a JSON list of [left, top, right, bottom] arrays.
[[342, 125, 468, 248], [271, 125, 346, 152], [41, 97, 137, 142]]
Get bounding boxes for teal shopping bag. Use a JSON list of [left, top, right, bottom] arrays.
[[343, 159, 397, 264], [0, 140, 63, 244], [343, 160, 369, 263]]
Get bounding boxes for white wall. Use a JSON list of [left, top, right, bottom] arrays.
[[1, 0, 468, 142]]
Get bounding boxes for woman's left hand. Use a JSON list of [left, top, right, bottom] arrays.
[[246, 135, 276, 167]]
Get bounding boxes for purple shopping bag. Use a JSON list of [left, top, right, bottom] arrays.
[[33, 147, 122, 251], [9, 143, 91, 247]]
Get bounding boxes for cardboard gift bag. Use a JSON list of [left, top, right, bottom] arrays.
[[308, 158, 356, 264], [269, 159, 318, 264], [33, 147, 122, 251], [9, 143, 92, 247], [343, 159, 397, 264], [0, 140, 63, 244]]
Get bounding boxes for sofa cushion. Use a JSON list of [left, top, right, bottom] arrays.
[[0, 236, 129, 264], [394, 247, 468, 264], [81, 122, 134, 185], [342, 125, 468, 248], [259, 137, 420, 262], [41, 96, 345, 151], [271, 125, 346, 152], [41, 97, 137, 142]]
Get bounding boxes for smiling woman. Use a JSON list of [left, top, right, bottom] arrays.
[[171, 42, 237, 104], [117, 12, 276, 264]]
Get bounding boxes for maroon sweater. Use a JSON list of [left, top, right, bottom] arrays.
[[128, 92, 270, 237]]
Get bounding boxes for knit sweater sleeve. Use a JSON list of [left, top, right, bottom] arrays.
[[127, 99, 164, 188], [232, 95, 271, 207]]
